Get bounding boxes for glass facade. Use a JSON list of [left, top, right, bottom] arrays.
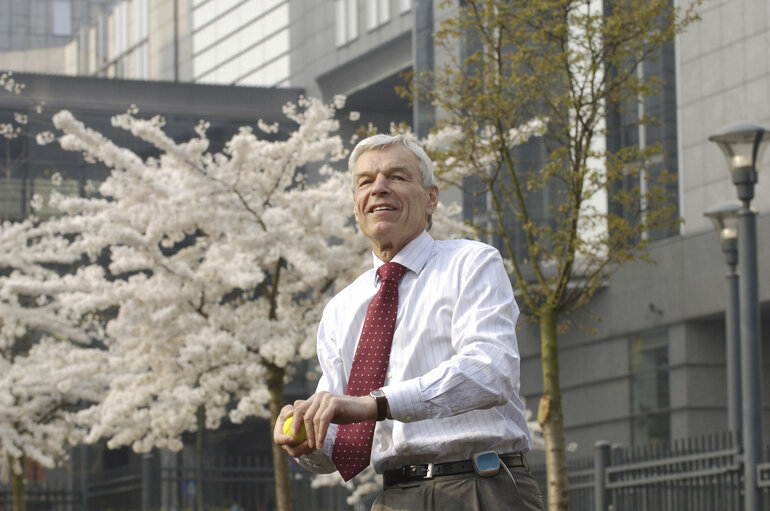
[[52, 0, 73, 36], [192, 0, 289, 86], [604, 1, 679, 242], [367, 0, 390, 31], [82, 0, 149, 79], [334, 0, 358, 47], [629, 329, 671, 445]]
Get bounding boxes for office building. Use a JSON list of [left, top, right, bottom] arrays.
[[0, 0, 767, 506]]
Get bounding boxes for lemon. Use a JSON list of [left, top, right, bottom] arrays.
[[282, 416, 307, 443]]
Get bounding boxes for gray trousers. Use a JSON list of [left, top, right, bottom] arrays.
[[372, 466, 544, 511]]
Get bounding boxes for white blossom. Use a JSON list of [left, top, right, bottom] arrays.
[[44, 96, 387, 452], [36, 130, 56, 145], [6, 94, 469, 502], [0, 217, 107, 480]]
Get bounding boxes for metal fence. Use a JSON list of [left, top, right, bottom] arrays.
[[0, 487, 80, 511], [3, 433, 769, 511], [532, 433, 770, 511], [0, 455, 348, 511]]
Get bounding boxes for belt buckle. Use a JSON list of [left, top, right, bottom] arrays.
[[405, 462, 434, 481]]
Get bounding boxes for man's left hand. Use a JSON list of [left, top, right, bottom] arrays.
[[292, 391, 377, 450]]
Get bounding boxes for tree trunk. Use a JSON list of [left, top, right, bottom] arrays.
[[11, 456, 26, 511], [537, 307, 569, 511], [268, 363, 293, 511], [195, 407, 205, 511]]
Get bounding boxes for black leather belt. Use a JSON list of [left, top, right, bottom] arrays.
[[382, 453, 527, 487]]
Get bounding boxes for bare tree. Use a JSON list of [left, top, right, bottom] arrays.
[[407, 1, 701, 509]]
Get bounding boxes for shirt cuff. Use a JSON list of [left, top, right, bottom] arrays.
[[295, 423, 338, 474], [383, 378, 425, 422]]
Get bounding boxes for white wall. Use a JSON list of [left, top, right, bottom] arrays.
[[677, 0, 770, 233]]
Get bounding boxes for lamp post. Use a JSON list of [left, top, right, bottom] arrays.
[[704, 202, 741, 437], [708, 122, 769, 511]]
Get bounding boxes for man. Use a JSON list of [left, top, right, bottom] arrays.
[[274, 134, 543, 510]]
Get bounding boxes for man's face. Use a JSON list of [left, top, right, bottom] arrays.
[[353, 145, 438, 260]]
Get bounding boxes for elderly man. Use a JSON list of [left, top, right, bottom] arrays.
[[274, 134, 543, 510]]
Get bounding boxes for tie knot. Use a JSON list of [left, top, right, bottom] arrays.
[[377, 262, 407, 283]]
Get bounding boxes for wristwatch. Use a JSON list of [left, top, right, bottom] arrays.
[[369, 388, 389, 421]]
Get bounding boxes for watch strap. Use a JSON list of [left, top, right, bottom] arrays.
[[370, 390, 388, 421]]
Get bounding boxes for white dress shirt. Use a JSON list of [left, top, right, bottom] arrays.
[[298, 231, 532, 475]]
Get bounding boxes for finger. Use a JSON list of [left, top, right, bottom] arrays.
[[274, 405, 294, 434], [283, 439, 313, 457], [302, 397, 323, 449], [313, 394, 339, 448]]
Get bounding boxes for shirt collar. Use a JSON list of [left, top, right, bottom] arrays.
[[371, 230, 434, 283]]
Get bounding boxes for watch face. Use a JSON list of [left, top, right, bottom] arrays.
[[370, 389, 385, 398]]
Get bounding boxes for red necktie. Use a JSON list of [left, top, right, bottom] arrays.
[[332, 262, 407, 481]]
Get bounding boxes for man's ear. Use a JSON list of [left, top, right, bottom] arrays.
[[426, 185, 439, 215]]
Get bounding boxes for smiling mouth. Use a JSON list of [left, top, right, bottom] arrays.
[[371, 206, 396, 212]]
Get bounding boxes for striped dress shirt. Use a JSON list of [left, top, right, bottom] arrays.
[[298, 231, 532, 475]]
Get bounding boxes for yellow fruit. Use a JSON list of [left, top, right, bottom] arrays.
[[282, 416, 307, 443]]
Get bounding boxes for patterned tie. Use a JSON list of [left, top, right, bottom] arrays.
[[332, 262, 407, 481]]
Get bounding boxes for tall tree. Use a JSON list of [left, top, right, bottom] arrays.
[[0, 216, 108, 511], [43, 96, 468, 510], [409, 1, 700, 509], [0, 71, 110, 511], [39, 96, 367, 511]]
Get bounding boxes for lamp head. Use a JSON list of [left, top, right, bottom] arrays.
[[708, 122, 769, 176], [704, 201, 741, 243]]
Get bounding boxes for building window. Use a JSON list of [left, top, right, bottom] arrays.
[[192, 1, 290, 86], [605, 43, 679, 242], [629, 329, 670, 446], [52, 0, 72, 36], [367, 0, 390, 30], [335, 0, 358, 46]]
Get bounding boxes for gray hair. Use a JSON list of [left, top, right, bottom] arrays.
[[348, 134, 437, 230], [348, 134, 436, 191]]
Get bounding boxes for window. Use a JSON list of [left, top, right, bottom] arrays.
[[193, 4, 290, 86], [52, 0, 72, 36], [399, 0, 411, 14], [367, 0, 390, 30], [629, 329, 670, 445], [335, 0, 358, 46]]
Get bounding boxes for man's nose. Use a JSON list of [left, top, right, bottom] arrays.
[[371, 173, 390, 194]]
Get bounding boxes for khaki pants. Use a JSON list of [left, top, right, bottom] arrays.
[[372, 466, 544, 511]]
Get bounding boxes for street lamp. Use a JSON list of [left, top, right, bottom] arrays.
[[709, 122, 769, 511], [703, 202, 741, 437]]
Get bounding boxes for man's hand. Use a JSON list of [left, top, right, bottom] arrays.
[[284, 392, 378, 451], [274, 405, 315, 457]]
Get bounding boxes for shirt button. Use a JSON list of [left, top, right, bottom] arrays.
[[405, 415, 411, 421], [451, 406, 457, 412]]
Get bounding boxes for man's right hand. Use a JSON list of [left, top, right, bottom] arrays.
[[273, 404, 316, 457], [275, 391, 378, 452]]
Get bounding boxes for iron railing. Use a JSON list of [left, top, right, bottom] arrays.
[[2, 433, 769, 511]]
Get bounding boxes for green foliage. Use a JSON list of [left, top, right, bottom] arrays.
[[407, 0, 699, 318], [405, 3, 701, 508]]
